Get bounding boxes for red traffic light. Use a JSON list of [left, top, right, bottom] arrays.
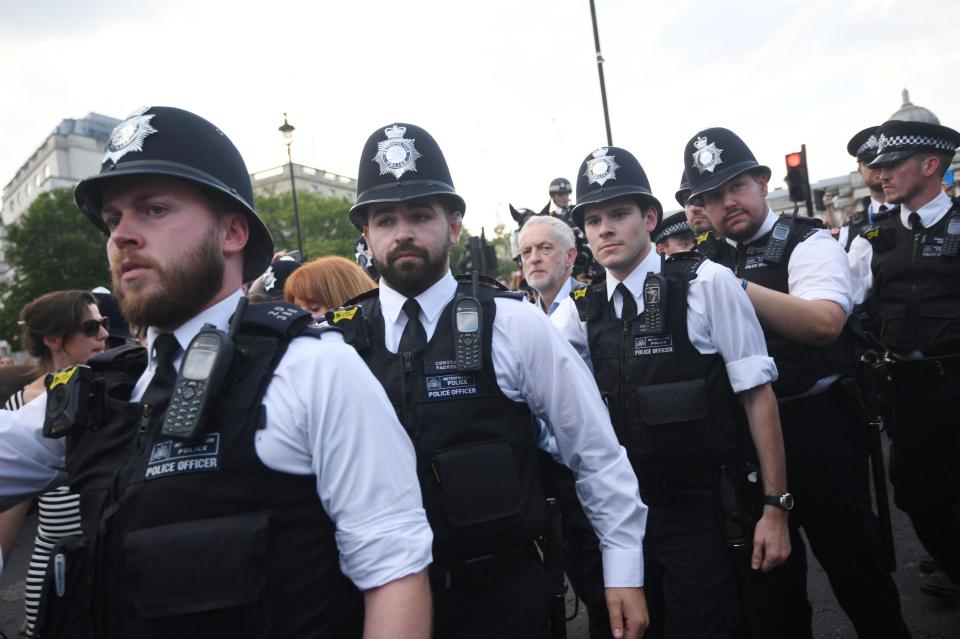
[[786, 152, 803, 168]]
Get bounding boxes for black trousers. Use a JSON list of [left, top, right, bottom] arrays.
[[641, 483, 748, 639], [432, 555, 552, 639], [772, 384, 909, 639], [539, 454, 611, 639], [889, 374, 960, 584]]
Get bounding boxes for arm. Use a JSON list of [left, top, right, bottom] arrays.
[[362, 569, 431, 639], [847, 234, 875, 306], [744, 230, 853, 346], [0, 394, 66, 511], [740, 384, 791, 572], [743, 285, 846, 345]]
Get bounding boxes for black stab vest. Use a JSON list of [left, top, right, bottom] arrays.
[[694, 230, 738, 265], [866, 201, 960, 356], [716, 215, 853, 397], [40, 303, 362, 639], [574, 253, 746, 480], [844, 199, 873, 252], [337, 281, 547, 564]]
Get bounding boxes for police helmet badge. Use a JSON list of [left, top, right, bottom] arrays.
[[876, 133, 889, 153], [584, 147, 621, 186], [103, 106, 158, 165], [261, 266, 277, 291], [373, 125, 422, 179], [691, 136, 724, 174]]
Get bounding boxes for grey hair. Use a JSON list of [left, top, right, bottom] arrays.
[[518, 215, 576, 253]]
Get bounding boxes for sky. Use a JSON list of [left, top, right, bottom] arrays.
[[1, 0, 958, 237]]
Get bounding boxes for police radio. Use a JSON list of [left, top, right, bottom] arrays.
[[161, 298, 246, 440], [636, 272, 668, 335], [942, 212, 960, 257], [43, 365, 102, 438], [762, 215, 794, 265], [453, 271, 483, 371]]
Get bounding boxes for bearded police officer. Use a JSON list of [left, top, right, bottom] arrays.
[[838, 127, 888, 251], [685, 127, 909, 638], [0, 107, 433, 639], [335, 123, 649, 639], [551, 146, 790, 638], [675, 172, 736, 264], [848, 119, 960, 594]]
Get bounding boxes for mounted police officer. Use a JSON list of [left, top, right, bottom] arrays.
[[0, 107, 433, 639], [848, 119, 960, 597], [551, 145, 790, 638], [548, 177, 574, 223], [335, 123, 649, 639], [838, 127, 888, 251], [685, 127, 909, 638]]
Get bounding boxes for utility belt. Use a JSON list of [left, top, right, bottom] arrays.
[[776, 379, 849, 419], [638, 470, 718, 508], [428, 543, 539, 590], [888, 355, 960, 381]]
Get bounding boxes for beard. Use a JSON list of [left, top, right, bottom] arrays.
[[111, 226, 225, 330], [374, 239, 450, 298]]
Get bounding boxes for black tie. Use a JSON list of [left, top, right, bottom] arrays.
[[908, 212, 923, 232], [617, 283, 637, 320], [142, 333, 181, 408], [399, 299, 427, 352]]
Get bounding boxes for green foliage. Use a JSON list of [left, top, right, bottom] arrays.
[[255, 190, 357, 262], [0, 188, 111, 345]]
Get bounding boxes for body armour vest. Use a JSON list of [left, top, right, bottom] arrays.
[[694, 230, 738, 265], [844, 199, 872, 252], [574, 253, 746, 480], [336, 280, 547, 564], [41, 303, 362, 639], [716, 215, 853, 397], [865, 200, 960, 356]]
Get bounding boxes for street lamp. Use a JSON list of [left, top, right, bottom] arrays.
[[278, 112, 305, 259]]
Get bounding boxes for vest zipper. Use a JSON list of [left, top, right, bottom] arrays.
[[911, 228, 922, 346], [402, 352, 416, 435]]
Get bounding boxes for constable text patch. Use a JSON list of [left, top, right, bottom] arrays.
[[921, 234, 944, 257], [145, 433, 221, 480], [634, 335, 674, 356], [423, 358, 478, 400]]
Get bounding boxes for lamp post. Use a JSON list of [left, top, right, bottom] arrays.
[[588, 0, 613, 146], [278, 112, 305, 259]]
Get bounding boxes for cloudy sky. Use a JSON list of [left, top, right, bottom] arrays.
[[1, 0, 958, 235]]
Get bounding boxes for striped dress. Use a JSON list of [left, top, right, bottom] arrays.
[[4, 389, 82, 639]]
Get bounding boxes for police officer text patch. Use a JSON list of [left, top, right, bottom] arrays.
[[424, 359, 478, 400], [634, 335, 674, 356], [145, 433, 221, 480]]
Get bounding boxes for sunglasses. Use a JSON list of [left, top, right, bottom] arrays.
[[80, 317, 110, 337]]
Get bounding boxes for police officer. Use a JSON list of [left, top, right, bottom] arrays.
[[338, 123, 649, 639], [651, 211, 696, 256], [848, 119, 960, 593], [549, 177, 574, 221], [248, 253, 303, 302], [685, 127, 909, 638], [676, 172, 737, 264], [838, 127, 888, 251], [0, 107, 433, 639], [552, 145, 790, 638]]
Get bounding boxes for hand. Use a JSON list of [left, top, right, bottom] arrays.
[[605, 587, 649, 638], [752, 508, 791, 572]]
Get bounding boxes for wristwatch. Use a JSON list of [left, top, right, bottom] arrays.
[[762, 492, 795, 511]]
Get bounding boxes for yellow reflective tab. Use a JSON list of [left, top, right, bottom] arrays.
[[332, 307, 359, 323], [47, 366, 79, 390], [865, 228, 879, 240], [572, 287, 588, 301], [696, 232, 709, 245]]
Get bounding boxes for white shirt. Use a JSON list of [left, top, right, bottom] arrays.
[[0, 291, 432, 590], [552, 247, 778, 394], [848, 190, 953, 305], [379, 272, 648, 588]]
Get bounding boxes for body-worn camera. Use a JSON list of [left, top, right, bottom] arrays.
[[44, 365, 103, 438]]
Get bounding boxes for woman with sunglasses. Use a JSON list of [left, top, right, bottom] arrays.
[[1, 290, 108, 638]]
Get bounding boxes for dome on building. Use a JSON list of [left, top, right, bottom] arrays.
[[889, 88, 940, 124]]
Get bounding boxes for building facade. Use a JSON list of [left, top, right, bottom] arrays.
[[250, 163, 357, 201]]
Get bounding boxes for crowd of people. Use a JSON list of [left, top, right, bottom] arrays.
[[0, 104, 956, 639]]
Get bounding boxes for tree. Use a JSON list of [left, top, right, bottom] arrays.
[[254, 190, 358, 262], [0, 188, 111, 345]]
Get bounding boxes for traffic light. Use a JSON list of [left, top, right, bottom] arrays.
[[784, 150, 810, 203]]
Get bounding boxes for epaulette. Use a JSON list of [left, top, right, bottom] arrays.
[[238, 301, 315, 338], [86, 343, 147, 375], [571, 274, 606, 322], [325, 304, 370, 349], [344, 287, 379, 306], [695, 231, 711, 246], [873, 205, 898, 221], [663, 250, 704, 280]]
